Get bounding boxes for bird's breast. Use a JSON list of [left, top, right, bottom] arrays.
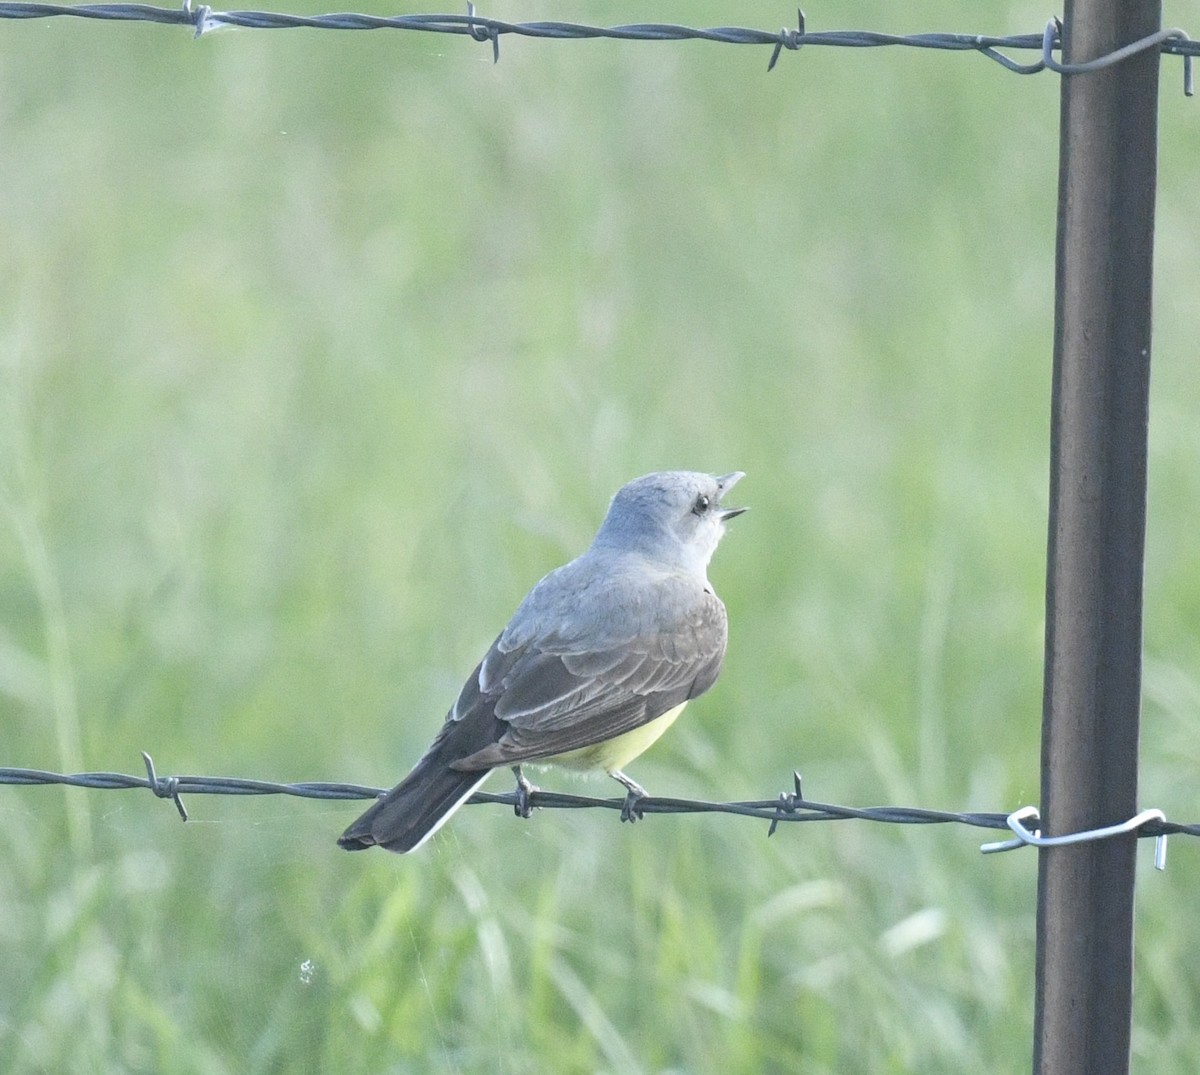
[[541, 702, 688, 774]]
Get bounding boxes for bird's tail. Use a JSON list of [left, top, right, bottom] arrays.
[[338, 753, 491, 854]]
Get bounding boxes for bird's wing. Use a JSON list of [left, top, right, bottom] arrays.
[[446, 583, 727, 770]]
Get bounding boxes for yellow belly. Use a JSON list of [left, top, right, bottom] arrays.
[[546, 702, 688, 773]]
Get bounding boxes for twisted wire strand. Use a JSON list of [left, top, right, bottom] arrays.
[[0, 4, 1193, 92], [3, 758, 1195, 858]]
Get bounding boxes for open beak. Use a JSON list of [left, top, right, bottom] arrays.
[[716, 471, 747, 520]]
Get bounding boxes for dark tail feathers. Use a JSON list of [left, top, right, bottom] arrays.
[[338, 756, 491, 854]]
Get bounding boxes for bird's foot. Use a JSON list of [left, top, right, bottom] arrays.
[[611, 770, 648, 824], [620, 789, 647, 823], [512, 765, 539, 819]]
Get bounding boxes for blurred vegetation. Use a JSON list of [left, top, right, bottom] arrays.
[[1, 1, 1198, 1071]]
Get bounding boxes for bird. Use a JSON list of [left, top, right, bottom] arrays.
[[338, 470, 745, 853]]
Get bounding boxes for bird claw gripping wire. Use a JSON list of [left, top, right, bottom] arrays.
[[980, 804, 1169, 870], [618, 789, 646, 823], [141, 751, 189, 821], [511, 766, 538, 819]]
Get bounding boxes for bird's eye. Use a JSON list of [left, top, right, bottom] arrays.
[[692, 494, 711, 515]]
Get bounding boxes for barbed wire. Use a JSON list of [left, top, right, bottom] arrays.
[[2, 754, 1196, 863], [0, 3, 1194, 93]]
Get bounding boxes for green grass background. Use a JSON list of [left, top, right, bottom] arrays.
[[2, 1, 1198, 1070]]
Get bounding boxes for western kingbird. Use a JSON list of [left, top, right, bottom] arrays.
[[338, 470, 745, 854]]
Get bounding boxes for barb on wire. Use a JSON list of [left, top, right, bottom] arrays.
[[0, 3, 1194, 93], [3, 757, 1196, 864]]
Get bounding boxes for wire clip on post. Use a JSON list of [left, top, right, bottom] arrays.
[[980, 805, 1170, 871], [1038, 16, 1194, 97]]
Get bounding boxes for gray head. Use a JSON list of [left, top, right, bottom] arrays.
[[591, 471, 746, 573]]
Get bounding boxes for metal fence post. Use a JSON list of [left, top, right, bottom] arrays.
[[1033, 2, 1161, 1073]]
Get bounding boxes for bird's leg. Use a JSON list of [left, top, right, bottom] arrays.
[[610, 770, 649, 823], [512, 765, 539, 819]]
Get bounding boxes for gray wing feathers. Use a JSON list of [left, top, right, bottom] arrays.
[[447, 565, 728, 769]]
